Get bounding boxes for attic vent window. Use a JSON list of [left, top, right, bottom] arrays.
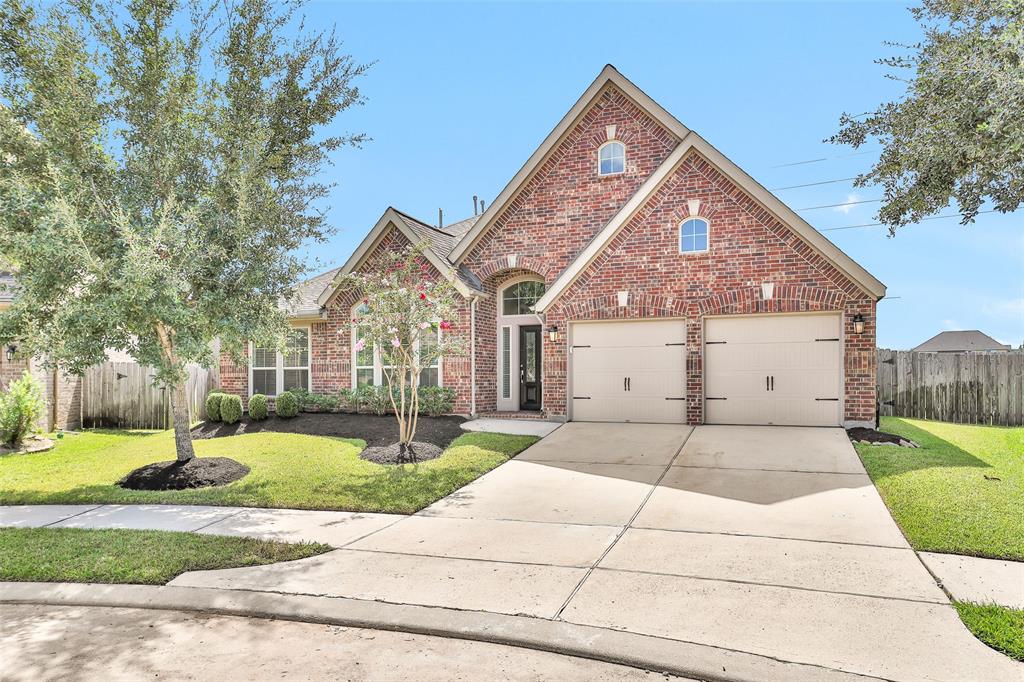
[[598, 141, 625, 176]]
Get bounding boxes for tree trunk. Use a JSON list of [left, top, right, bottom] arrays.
[[170, 379, 196, 463]]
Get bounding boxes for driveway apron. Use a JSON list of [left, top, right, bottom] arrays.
[[170, 423, 1021, 681]]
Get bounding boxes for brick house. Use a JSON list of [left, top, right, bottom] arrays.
[[0, 271, 82, 432], [221, 66, 885, 428]]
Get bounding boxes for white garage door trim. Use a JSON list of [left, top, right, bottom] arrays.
[[569, 318, 687, 424], [703, 312, 844, 427]]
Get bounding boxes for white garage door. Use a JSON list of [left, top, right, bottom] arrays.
[[570, 320, 686, 423], [704, 314, 842, 427]]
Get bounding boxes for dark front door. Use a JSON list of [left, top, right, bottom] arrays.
[[519, 325, 542, 411]]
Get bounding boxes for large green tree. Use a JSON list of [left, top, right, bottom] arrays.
[[832, 0, 1023, 231], [0, 0, 366, 461]]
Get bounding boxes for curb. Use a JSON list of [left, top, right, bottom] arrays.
[[0, 582, 878, 682]]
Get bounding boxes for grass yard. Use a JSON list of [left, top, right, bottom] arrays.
[[0, 430, 538, 513], [855, 418, 1023, 561], [954, 602, 1024, 662], [0, 527, 329, 584]]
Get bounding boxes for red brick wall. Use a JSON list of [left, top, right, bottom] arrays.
[[461, 85, 679, 413], [541, 151, 877, 424]]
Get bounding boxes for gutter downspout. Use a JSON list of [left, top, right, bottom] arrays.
[[470, 296, 478, 417], [470, 296, 477, 417]]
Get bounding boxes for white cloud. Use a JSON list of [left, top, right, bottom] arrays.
[[982, 298, 1024, 320], [832, 193, 862, 215]]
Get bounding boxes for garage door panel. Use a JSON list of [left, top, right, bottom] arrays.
[[705, 315, 841, 427], [570, 320, 686, 424]]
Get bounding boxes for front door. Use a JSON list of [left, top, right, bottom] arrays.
[[519, 325, 542, 410]]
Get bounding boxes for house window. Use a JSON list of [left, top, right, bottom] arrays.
[[250, 328, 311, 396], [501, 326, 511, 399], [352, 303, 442, 388], [598, 141, 625, 176], [501, 280, 545, 315], [680, 218, 709, 253]]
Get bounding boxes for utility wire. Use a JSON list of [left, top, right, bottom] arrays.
[[771, 149, 877, 169], [820, 209, 998, 232], [771, 177, 859, 191], [797, 198, 882, 212]]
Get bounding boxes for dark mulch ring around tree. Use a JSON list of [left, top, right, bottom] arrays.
[[119, 457, 250, 491], [359, 441, 443, 465], [191, 412, 467, 450], [847, 427, 919, 448]]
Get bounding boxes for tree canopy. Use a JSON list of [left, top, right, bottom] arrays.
[[0, 0, 367, 460], [831, 0, 1023, 232]]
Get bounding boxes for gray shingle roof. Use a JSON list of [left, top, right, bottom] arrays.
[[912, 330, 1011, 352], [283, 267, 341, 317]]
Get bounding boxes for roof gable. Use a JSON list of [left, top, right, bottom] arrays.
[[913, 330, 1010, 352], [534, 134, 887, 311], [316, 207, 480, 310], [449, 65, 689, 263]]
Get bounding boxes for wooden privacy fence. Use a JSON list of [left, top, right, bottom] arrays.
[[877, 349, 1024, 426], [81, 362, 214, 430]]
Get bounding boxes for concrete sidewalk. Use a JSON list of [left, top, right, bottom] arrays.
[[3, 423, 1022, 681]]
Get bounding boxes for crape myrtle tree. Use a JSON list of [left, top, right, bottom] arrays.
[[831, 0, 1023, 232], [343, 244, 463, 460], [0, 0, 367, 463]]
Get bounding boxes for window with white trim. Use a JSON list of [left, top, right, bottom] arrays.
[[598, 141, 625, 176], [679, 218, 709, 253], [352, 303, 441, 388], [250, 328, 311, 396], [501, 326, 511, 399], [502, 280, 545, 315]]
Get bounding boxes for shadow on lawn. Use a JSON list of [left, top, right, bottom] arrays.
[[859, 419, 992, 479]]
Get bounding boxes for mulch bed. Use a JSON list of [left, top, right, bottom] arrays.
[[191, 412, 467, 450], [359, 441, 443, 465], [119, 457, 250, 490], [847, 427, 919, 448]]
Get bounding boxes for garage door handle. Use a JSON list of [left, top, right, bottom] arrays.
[[815, 398, 839, 401], [770, 376, 774, 391]]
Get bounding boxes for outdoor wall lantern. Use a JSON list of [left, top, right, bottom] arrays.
[[852, 313, 866, 335], [547, 325, 559, 343], [5, 344, 17, 362]]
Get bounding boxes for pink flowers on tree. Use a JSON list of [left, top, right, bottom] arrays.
[[339, 244, 463, 460]]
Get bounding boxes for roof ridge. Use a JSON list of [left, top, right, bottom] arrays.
[[391, 207, 459, 237]]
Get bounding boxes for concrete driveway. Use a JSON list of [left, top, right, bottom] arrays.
[[171, 423, 1020, 681]]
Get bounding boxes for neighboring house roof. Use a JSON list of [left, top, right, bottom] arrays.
[[912, 331, 1011, 353]]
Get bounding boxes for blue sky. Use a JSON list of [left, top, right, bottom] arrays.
[[301, 1, 1022, 350]]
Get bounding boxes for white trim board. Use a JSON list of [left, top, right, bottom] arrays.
[[534, 134, 886, 313]]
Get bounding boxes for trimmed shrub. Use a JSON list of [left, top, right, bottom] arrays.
[[0, 372, 46, 447], [220, 394, 243, 425], [337, 388, 358, 413], [295, 390, 339, 413], [418, 386, 456, 417], [205, 392, 226, 422], [276, 390, 299, 418], [248, 393, 269, 421], [357, 385, 391, 416]]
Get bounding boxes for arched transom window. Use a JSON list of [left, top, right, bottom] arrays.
[[679, 217, 709, 253], [501, 280, 545, 315], [598, 141, 625, 176]]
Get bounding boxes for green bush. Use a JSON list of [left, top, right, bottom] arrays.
[[356, 385, 391, 415], [293, 390, 339, 413], [276, 390, 299, 418], [418, 386, 456, 416], [0, 372, 46, 447], [248, 393, 269, 421], [205, 392, 225, 422], [337, 388, 358, 413], [220, 394, 243, 424]]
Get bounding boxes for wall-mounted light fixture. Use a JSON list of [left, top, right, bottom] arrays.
[[547, 325, 559, 343], [852, 313, 866, 334], [5, 344, 17, 362]]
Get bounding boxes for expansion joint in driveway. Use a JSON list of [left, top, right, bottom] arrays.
[[552, 427, 695, 620]]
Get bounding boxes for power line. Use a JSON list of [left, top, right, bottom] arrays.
[[797, 198, 882, 212], [821, 209, 999, 232], [771, 177, 859, 191], [771, 149, 877, 169]]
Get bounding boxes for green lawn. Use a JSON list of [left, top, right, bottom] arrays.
[[954, 602, 1024, 662], [855, 418, 1023, 561], [0, 430, 538, 513], [0, 527, 330, 584]]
